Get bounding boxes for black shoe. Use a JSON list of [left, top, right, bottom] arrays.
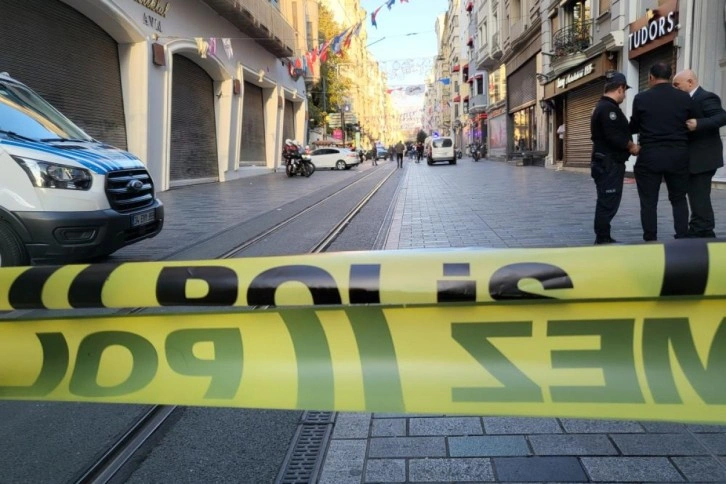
[[594, 236, 618, 245]]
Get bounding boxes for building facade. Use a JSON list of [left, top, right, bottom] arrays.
[[1, 0, 318, 191]]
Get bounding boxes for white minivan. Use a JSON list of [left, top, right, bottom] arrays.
[[0, 73, 164, 267], [427, 136, 457, 165]]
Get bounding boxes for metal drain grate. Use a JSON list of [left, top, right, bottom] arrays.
[[275, 412, 335, 484], [302, 411, 335, 425]]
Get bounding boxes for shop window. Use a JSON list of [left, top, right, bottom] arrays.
[[512, 105, 536, 152], [488, 65, 507, 105]]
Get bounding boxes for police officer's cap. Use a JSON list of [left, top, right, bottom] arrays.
[[605, 71, 631, 89]]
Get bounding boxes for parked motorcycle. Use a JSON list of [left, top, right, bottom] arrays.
[[283, 139, 314, 178], [471, 143, 481, 162], [456, 148, 463, 159]]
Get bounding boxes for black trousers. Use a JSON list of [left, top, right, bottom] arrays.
[[396, 153, 403, 167], [592, 160, 625, 239], [634, 147, 690, 241], [687, 169, 717, 237]]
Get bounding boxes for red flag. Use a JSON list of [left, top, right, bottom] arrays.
[[371, 6, 383, 28]]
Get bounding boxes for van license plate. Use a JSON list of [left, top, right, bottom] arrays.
[[131, 209, 155, 227]]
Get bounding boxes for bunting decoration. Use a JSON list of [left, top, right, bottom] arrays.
[[286, 0, 412, 80]]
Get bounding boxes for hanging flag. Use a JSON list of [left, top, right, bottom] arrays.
[[222, 38, 233, 59], [208, 37, 217, 56], [438, 77, 451, 85], [387, 0, 395, 9], [371, 6, 383, 28], [195, 37, 208, 59]]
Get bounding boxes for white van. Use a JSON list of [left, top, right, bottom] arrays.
[[0, 73, 163, 267], [427, 136, 457, 165]]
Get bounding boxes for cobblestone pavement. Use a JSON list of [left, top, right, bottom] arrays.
[[319, 158, 726, 483]]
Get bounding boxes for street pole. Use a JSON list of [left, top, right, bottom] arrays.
[[342, 106, 346, 147]]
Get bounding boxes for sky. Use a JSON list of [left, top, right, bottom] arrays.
[[360, 0, 449, 122]]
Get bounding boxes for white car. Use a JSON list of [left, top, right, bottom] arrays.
[[427, 136, 457, 165], [310, 147, 361, 170]]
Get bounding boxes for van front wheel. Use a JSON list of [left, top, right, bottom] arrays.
[[0, 222, 29, 267]]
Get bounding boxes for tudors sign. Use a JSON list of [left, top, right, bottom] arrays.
[[134, 0, 171, 17], [628, 0, 678, 60]]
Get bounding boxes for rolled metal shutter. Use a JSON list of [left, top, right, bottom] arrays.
[[565, 81, 604, 167], [170, 54, 218, 182], [241, 82, 266, 164], [0, 0, 126, 148], [637, 45, 676, 91], [507, 57, 537, 113], [283, 100, 295, 142]]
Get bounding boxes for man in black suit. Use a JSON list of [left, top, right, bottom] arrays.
[[629, 62, 694, 241], [673, 69, 726, 238]]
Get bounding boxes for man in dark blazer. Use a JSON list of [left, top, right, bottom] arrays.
[[629, 62, 694, 241], [673, 69, 726, 238]]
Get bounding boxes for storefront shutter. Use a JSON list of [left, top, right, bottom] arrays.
[[0, 0, 127, 149], [283, 100, 295, 142], [637, 45, 676, 91], [507, 57, 537, 113], [565, 80, 605, 167], [240, 82, 267, 164], [170, 54, 218, 183]]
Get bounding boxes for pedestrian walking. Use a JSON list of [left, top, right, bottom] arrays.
[[673, 69, 726, 238], [395, 141, 405, 168], [629, 62, 694, 241], [416, 142, 423, 163], [590, 71, 639, 244]]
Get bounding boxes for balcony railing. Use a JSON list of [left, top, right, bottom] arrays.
[[552, 20, 594, 59], [201, 0, 296, 58]]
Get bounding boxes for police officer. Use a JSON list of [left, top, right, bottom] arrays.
[[629, 62, 694, 241], [590, 71, 639, 244]]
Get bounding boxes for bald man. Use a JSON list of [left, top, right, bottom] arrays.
[[673, 70, 726, 238]]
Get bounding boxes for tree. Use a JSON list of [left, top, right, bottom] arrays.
[[308, 5, 352, 133], [416, 130, 428, 144]]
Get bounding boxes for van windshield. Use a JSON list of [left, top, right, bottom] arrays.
[[433, 139, 452, 148], [0, 80, 92, 142]]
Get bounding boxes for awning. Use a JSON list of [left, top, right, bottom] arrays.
[[463, 95, 470, 101], [452, 64, 460, 72], [466, 1, 474, 12], [462, 63, 469, 71], [467, 37, 474, 47], [453, 95, 461, 102]]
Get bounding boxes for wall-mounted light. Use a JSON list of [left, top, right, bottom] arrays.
[[258, 69, 265, 83]]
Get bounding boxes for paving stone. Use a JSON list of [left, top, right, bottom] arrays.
[[687, 424, 726, 433], [639, 421, 687, 433], [695, 433, 726, 454], [560, 419, 644, 433], [368, 437, 447, 458], [408, 417, 483, 436], [580, 457, 684, 482], [408, 458, 494, 482], [610, 433, 706, 455], [672, 456, 726, 481], [364, 459, 406, 483], [482, 417, 562, 435], [448, 436, 531, 457], [492, 457, 587, 482], [529, 434, 618, 456], [318, 439, 367, 484], [373, 413, 443, 418], [332, 413, 371, 439], [371, 419, 406, 437]]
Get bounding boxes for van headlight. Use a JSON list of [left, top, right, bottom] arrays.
[[12, 156, 92, 190]]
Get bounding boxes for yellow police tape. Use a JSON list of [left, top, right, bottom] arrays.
[[0, 240, 724, 423], [0, 239, 724, 310], [0, 299, 724, 423]]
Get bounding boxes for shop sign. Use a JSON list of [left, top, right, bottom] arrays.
[[135, 0, 171, 17], [143, 13, 163, 32], [556, 63, 594, 90], [628, 0, 678, 59], [332, 129, 343, 140]]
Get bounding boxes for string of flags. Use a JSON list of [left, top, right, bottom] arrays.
[[286, 0, 413, 80], [194, 37, 234, 59]]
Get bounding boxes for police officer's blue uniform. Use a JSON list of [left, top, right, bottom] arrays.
[[590, 73, 633, 244]]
